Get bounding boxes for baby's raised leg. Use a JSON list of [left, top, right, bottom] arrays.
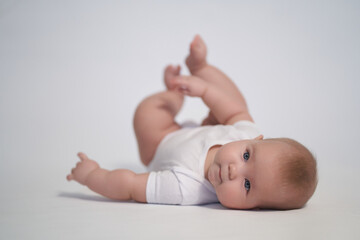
[[133, 67, 183, 166], [186, 35, 248, 107]]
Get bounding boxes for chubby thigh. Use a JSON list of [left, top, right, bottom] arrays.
[[133, 91, 183, 166]]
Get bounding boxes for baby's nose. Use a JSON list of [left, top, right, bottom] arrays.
[[229, 163, 237, 180]]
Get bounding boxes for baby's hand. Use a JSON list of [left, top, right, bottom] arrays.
[[67, 152, 100, 185], [172, 75, 208, 97]]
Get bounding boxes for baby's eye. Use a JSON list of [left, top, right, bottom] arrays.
[[244, 178, 251, 191], [243, 151, 250, 161]]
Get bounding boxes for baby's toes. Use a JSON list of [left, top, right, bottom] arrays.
[[174, 65, 181, 75], [186, 35, 207, 71], [165, 76, 180, 90], [164, 65, 181, 90], [164, 65, 174, 75], [192, 36, 207, 56]]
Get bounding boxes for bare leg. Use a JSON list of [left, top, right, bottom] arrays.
[[186, 35, 244, 99], [185, 35, 251, 124], [133, 66, 184, 166]]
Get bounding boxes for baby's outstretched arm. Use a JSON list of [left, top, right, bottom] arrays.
[[172, 75, 252, 125], [67, 153, 148, 202]]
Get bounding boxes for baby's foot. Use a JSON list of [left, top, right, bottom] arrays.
[[164, 64, 181, 90], [185, 35, 208, 73]]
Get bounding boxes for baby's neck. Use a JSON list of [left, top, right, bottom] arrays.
[[204, 145, 221, 180]]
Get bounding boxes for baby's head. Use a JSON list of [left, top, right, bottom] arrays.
[[207, 136, 317, 210]]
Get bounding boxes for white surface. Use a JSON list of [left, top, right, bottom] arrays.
[[1, 1, 360, 239]]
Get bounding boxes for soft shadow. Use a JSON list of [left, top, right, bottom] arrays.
[[201, 203, 226, 210], [202, 203, 291, 212], [59, 192, 302, 212], [58, 191, 133, 203]]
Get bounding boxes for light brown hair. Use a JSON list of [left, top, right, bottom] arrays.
[[266, 138, 318, 209]]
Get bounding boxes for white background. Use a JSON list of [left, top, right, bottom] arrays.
[[1, 0, 359, 239]]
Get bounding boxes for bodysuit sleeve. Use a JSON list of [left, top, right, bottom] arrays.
[[233, 120, 262, 139], [146, 167, 218, 205], [146, 170, 183, 205]]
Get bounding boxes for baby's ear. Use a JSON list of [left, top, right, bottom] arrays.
[[254, 135, 264, 140]]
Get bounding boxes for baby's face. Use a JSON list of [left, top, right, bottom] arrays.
[[207, 138, 291, 209]]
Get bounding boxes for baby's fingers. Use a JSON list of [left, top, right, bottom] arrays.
[[67, 164, 78, 181], [77, 152, 89, 161], [66, 173, 74, 181]]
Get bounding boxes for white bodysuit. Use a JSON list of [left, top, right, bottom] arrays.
[[146, 120, 261, 205]]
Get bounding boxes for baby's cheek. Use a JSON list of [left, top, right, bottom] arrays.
[[217, 184, 243, 208]]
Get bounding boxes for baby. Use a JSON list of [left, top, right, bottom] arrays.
[[67, 36, 318, 210]]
